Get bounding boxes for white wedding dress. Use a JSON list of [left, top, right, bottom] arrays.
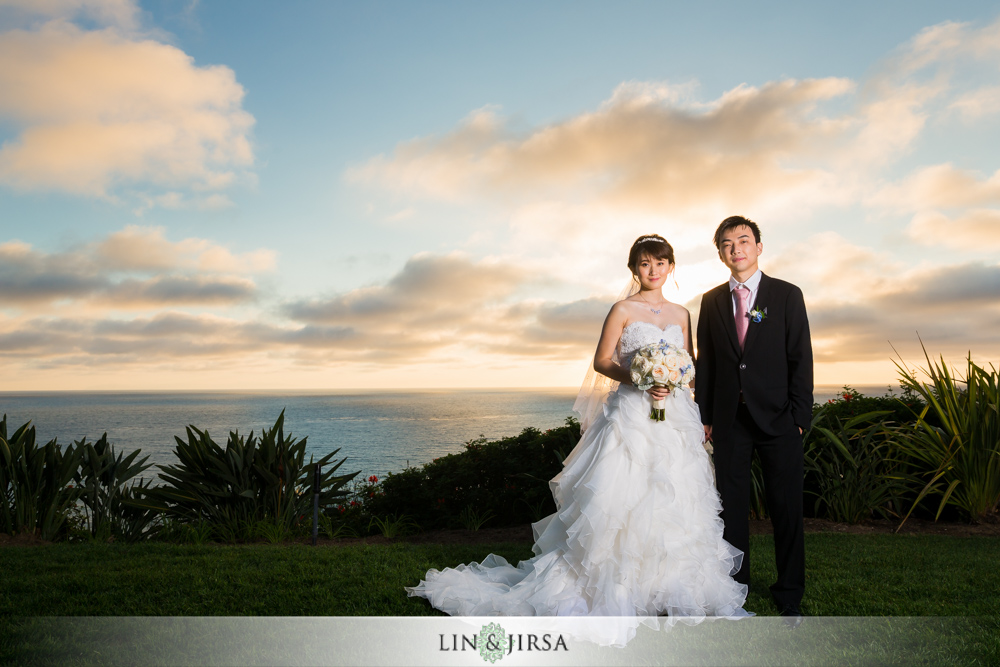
[[406, 322, 749, 645]]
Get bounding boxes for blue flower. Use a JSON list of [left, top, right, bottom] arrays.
[[749, 306, 767, 323]]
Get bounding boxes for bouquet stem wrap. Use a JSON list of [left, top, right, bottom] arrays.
[[629, 339, 695, 422], [651, 384, 667, 421]]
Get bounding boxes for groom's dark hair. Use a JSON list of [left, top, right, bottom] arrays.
[[714, 216, 761, 248]]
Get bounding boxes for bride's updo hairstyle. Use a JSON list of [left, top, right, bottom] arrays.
[[628, 234, 675, 275]]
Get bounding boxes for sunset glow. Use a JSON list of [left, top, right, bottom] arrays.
[[2, 1, 999, 390]]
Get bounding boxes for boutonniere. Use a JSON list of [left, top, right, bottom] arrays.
[[749, 306, 767, 323]]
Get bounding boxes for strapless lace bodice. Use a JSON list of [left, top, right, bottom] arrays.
[[618, 321, 685, 367]]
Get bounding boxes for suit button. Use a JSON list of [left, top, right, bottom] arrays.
[[740, 363, 746, 370]]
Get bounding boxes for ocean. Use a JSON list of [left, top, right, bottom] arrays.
[[1, 385, 893, 480]]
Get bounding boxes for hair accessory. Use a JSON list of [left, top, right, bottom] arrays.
[[636, 236, 663, 244]]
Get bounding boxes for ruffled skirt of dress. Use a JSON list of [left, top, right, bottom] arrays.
[[405, 386, 749, 646]]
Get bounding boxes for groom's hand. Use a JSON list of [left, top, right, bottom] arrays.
[[703, 425, 713, 441]]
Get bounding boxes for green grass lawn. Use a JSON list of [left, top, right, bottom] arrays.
[[3, 534, 998, 617], [2, 534, 998, 665]]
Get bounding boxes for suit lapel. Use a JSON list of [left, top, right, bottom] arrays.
[[742, 273, 770, 354], [714, 284, 740, 354]]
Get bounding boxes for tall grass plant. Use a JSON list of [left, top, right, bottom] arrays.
[[893, 348, 1000, 525]]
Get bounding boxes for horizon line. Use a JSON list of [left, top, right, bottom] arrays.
[[0, 383, 901, 395]]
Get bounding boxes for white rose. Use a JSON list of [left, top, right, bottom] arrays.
[[668, 369, 681, 384], [637, 356, 653, 375], [664, 354, 680, 370], [651, 365, 668, 383]]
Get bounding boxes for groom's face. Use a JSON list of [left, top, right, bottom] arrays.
[[718, 225, 762, 276]]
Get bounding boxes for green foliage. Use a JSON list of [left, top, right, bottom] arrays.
[[254, 518, 293, 544], [893, 349, 1000, 525], [158, 519, 215, 545], [73, 433, 157, 542], [140, 410, 358, 539], [804, 411, 908, 523], [0, 415, 82, 540], [817, 385, 926, 425], [368, 513, 418, 538], [457, 505, 495, 531], [319, 513, 354, 539], [363, 418, 580, 530]]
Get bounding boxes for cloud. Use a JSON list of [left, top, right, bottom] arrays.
[[763, 234, 1000, 363], [890, 17, 1000, 74], [500, 297, 610, 356], [908, 209, 1000, 250], [281, 253, 612, 362], [284, 253, 563, 360], [348, 78, 855, 217], [764, 232, 902, 303], [950, 85, 1000, 119], [0, 19, 253, 197], [808, 261, 1000, 363], [0, 0, 140, 30], [100, 275, 257, 307], [0, 240, 103, 303], [4, 237, 996, 378], [287, 253, 528, 325], [849, 16, 1000, 165], [350, 16, 1000, 231], [93, 225, 275, 273], [872, 163, 1000, 211], [0, 251, 613, 370], [0, 226, 271, 307], [0, 312, 270, 361]]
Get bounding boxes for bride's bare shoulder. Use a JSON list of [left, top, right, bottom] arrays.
[[614, 295, 646, 309], [666, 302, 690, 319], [609, 297, 644, 319], [603, 298, 644, 330]]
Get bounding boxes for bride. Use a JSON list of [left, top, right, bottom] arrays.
[[406, 234, 749, 643]]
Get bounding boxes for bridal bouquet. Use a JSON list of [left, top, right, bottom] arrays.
[[629, 341, 695, 421]]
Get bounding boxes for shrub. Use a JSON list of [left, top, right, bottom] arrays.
[[361, 418, 580, 531], [816, 385, 926, 425], [804, 411, 908, 523]]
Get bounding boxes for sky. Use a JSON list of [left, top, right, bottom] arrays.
[[1, 0, 1000, 391]]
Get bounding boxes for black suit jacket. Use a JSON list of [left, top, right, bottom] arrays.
[[695, 273, 813, 437]]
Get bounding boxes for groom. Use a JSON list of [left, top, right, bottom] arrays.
[[694, 216, 813, 617]]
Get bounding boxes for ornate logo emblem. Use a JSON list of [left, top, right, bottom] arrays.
[[478, 622, 508, 663]]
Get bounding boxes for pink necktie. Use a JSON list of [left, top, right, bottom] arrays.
[[734, 285, 749, 349]]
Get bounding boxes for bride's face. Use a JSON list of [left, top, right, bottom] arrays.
[[633, 253, 672, 291]]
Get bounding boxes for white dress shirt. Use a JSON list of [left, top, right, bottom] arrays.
[[729, 269, 762, 315]]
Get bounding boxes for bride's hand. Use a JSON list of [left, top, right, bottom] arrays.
[[647, 385, 671, 400]]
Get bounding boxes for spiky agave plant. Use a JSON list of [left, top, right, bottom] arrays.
[[0, 415, 82, 540], [140, 410, 358, 539], [74, 433, 156, 542]]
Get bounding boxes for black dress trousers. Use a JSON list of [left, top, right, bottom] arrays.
[[713, 402, 805, 609]]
